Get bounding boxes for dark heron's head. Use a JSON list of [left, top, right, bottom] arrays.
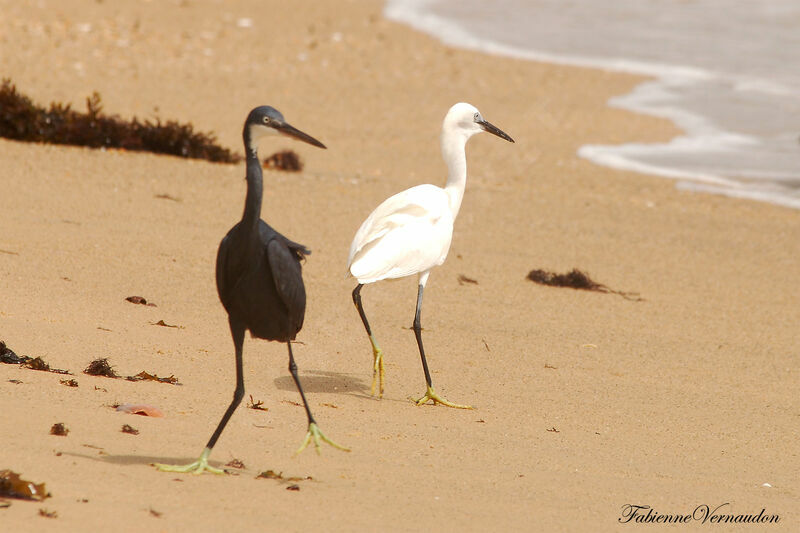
[[245, 106, 327, 153]]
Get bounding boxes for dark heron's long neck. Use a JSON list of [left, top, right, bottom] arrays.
[[242, 127, 263, 232]]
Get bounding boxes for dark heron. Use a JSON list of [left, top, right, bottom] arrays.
[[156, 106, 348, 475], [346, 103, 514, 409]]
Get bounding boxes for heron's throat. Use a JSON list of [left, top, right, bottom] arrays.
[[244, 124, 265, 157], [441, 131, 469, 219]]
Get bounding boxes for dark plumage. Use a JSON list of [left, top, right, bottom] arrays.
[[216, 221, 309, 342], [155, 106, 347, 475]]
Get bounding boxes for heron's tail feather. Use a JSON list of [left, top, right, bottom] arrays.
[[286, 240, 310, 262]]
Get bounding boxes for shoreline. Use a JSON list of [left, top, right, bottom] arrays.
[[1, 1, 798, 531], [385, 0, 800, 210]]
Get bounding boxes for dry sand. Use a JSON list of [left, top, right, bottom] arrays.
[[1, 1, 798, 531]]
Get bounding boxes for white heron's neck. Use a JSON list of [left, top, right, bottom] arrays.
[[441, 129, 469, 219]]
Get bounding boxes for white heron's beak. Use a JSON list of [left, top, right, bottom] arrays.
[[477, 119, 514, 143]]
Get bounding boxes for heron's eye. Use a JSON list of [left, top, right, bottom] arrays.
[[263, 116, 270, 124], [473, 112, 480, 121]]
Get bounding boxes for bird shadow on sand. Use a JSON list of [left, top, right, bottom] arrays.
[[273, 369, 411, 404], [59, 450, 210, 469], [273, 369, 367, 395]]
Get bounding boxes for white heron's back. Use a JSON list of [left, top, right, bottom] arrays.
[[348, 184, 454, 284]]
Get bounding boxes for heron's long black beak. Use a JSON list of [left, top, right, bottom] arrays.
[[276, 122, 327, 149], [478, 119, 515, 143]]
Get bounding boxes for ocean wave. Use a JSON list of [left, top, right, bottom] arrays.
[[385, 0, 800, 210]]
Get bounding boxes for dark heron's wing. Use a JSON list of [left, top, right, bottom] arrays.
[[266, 237, 309, 334], [215, 232, 235, 310]]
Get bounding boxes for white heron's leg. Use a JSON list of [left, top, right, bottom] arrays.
[[352, 283, 385, 397], [410, 275, 473, 410]]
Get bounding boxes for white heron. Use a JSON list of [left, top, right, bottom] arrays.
[[347, 102, 514, 408]]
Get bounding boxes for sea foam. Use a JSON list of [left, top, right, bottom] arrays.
[[385, 0, 800, 209]]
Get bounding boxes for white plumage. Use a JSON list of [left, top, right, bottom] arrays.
[[348, 184, 453, 284], [347, 102, 514, 408]]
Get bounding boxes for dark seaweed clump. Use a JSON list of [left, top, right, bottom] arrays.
[[0, 470, 50, 501], [527, 269, 605, 291], [125, 295, 156, 306], [121, 424, 139, 435], [50, 423, 69, 436], [83, 358, 119, 378], [527, 268, 643, 301], [0, 342, 70, 373], [0, 341, 27, 364], [263, 150, 302, 171], [83, 357, 180, 384], [0, 79, 241, 163], [25, 356, 64, 373], [126, 370, 179, 385]]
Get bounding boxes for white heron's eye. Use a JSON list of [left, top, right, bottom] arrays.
[[473, 112, 479, 121]]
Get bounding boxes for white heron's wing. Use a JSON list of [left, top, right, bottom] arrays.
[[348, 184, 453, 283]]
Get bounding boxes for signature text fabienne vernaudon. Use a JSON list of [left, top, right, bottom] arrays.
[[619, 503, 780, 525]]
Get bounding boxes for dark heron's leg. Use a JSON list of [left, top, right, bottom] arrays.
[[204, 318, 246, 450], [288, 341, 317, 425], [290, 342, 350, 454], [411, 283, 473, 409], [352, 283, 385, 397], [155, 317, 247, 474]]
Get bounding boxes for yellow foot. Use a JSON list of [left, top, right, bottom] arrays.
[[296, 422, 351, 455], [369, 336, 385, 398], [412, 386, 473, 409], [153, 448, 225, 475]]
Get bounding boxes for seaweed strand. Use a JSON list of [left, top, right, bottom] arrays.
[[527, 268, 643, 301]]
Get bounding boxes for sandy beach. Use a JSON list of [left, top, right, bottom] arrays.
[[1, 1, 798, 531]]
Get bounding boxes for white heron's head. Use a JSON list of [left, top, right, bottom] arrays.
[[244, 106, 326, 154], [442, 102, 515, 143]]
